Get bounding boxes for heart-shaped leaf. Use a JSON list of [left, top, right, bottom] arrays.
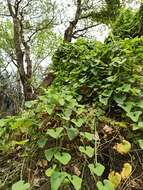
[[68, 175, 82, 190], [45, 148, 57, 161], [99, 96, 109, 106], [97, 180, 115, 190], [45, 165, 57, 177], [79, 146, 94, 158], [114, 140, 131, 154], [47, 127, 63, 139], [54, 152, 71, 165], [37, 138, 47, 148], [127, 111, 142, 122], [138, 139, 143, 149], [12, 180, 30, 190], [121, 163, 132, 179], [51, 171, 67, 190], [119, 102, 134, 113], [58, 98, 65, 106], [71, 118, 85, 127], [108, 171, 121, 187], [116, 84, 131, 92], [88, 163, 105, 176], [66, 127, 79, 140], [80, 132, 93, 141]]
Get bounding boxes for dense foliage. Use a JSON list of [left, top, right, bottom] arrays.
[[1, 35, 143, 189]]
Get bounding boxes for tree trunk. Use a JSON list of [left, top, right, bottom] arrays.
[[64, 0, 82, 42], [7, 0, 33, 101]]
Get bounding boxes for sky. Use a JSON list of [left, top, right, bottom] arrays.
[[54, 0, 109, 42], [54, 0, 141, 42]]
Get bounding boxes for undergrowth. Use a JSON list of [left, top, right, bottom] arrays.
[[1, 37, 143, 190]]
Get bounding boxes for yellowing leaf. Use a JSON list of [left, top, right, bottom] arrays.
[[113, 140, 131, 154], [121, 163, 132, 179], [108, 171, 121, 188]]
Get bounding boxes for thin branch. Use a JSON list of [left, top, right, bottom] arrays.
[[20, 0, 33, 14], [14, 0, 23, 16], [26, 18, 54, 42], [72, 23, 99, 36], [7, 0, 14, 16], [64, 0, 82, 42], [33, 52, 51, 74]]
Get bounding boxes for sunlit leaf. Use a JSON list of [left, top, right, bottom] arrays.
[[54, 152, 71, 165], [51, 171, 67, 190], [88, 163, 105, 176], [108, 171, 121, 187], [121, 163, 132, 179], [79, 146, 94, 158], [47, 128, 63, 139], [68, 175, 82, 190], [12, 180, 30, 190]]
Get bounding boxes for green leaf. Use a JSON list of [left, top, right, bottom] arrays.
[[102, 89, 113, 97], [106, 75, 117, 82], [99, 96, 109, 106], [80, 132, 93, 141], [25, 101, 36, 108], [97, 180, 115, 190], [47, 127, 63, 139], [116, 84, 131, 92], [12, 180, 30, 190], [54, 152, 71, 165], [136, 101, 143, 109], [0, 119, 6, 127], [66, 127, 79, 140], [138, 140, 143, 149], [127, 111, 142, 122], [79, 146, 94, 158], [45, 165, 57, 177], [68, 175, 82, 190], [119, 101, 134, 113], [88, 163, 105, 177], [37, 138, 47, 148], [133, 122, 143, 130], [138, 122, 143, 128], [45, 148, 57, 161], [11, 118, 32, 129], [114, 95, 126, 105], [62, 109, 72, 120], [46, 106, 54, 115], [51, 171, 67, 190], [71, 118, 85, 127], [13, 139, 29, 145], [59, 98, 65, 106]]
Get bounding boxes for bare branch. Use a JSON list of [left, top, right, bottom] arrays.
[[7, 0, 14, 16], [72, 23, 99, 36], [14, 0, 23, 16], [64, 0, 82, 42], [27, 22, 54, 42], [20, 0, 33, 14]]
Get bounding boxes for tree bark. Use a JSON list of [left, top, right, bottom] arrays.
[[7, 0, 33, 101], [64, 0, 82, 42]]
